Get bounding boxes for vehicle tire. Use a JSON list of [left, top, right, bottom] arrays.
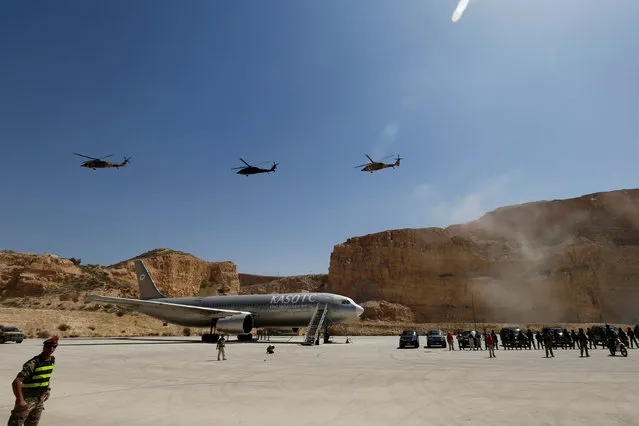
[[399, 343, 405, 348], [16, 340, 22, 344], [621, 347, 628, 357], [442, 342, 447, 348], [0, 338, 5, 344]]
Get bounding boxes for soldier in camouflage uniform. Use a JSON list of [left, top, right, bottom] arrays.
[[543, 331, 554, 358], [217, 335, 227, 361], [8, 336, 58, 426]]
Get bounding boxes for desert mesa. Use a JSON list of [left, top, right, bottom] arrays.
[[1, 188, 638, 337]]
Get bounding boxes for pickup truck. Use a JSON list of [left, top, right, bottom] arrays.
[[0, 326, 25, 343]]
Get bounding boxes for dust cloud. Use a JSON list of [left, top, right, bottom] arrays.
[[459, 191, 639, 325]]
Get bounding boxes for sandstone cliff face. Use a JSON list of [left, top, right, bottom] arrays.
[[110, 249, 240, 297], [0, 252, 83, 298], [0, 249, 240, 311], [328, 189, 639, 324]]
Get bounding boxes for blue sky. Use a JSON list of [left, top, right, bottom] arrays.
[[1, 0, 638, 275]]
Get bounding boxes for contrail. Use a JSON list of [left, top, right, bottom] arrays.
[[451, 0, 470, 23]]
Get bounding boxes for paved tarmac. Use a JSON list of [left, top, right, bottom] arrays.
[[1, 336, 638, 425]]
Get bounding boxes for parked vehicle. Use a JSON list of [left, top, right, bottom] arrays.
[[0, 326, 24, 343], [399, 329, 420, 348], [459, 330, 481, 349], [500, 327, 529, 349], [590, 325, 619, 346], [426, 329, 446, 348], [610, 337, 628, 357]]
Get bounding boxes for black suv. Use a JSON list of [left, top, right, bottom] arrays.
[[399, 329, 420, 348], [459, 330, 479, 349], [426, 329, 446, 348], [500, 327, 529, 349], [541, 326, 564, 345], [590, 325, 618, 346]]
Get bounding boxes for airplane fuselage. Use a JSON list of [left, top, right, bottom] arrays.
[[137, 292, 363, 328]]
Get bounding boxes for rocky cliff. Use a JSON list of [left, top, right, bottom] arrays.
[[328, 189, 639, 324], [0, 248, 240, 311]]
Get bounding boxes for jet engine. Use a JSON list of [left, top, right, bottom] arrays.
[[216, 314, 253, 335]]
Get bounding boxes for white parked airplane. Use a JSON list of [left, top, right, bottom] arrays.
[[86, 260, 364, 343]]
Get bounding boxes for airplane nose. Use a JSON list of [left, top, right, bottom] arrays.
[[355, 304, 364, 317]]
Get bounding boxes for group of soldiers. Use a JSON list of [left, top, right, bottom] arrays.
[[450, 325, 638, 359]]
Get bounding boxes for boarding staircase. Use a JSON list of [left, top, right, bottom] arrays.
[[302, 303, 328, 346]]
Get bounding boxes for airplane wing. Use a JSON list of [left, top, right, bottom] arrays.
[[85, 295, 250, 324]]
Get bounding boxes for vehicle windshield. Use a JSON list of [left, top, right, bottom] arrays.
[[2, 327, 19, 332], [401, 330, 416, 336], [428, 330, 441, 335]]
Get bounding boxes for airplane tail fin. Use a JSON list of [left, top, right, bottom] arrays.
[[134, 260, 166, 300]]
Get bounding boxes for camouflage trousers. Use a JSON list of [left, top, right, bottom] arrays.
[[7, 396, 44, 426]]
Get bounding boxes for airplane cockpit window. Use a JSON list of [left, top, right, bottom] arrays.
[[341, 300, 351, 305]]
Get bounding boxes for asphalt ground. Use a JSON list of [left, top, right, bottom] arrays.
[[1, 336, 638, 425]]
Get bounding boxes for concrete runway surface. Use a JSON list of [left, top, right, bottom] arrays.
[[1, 336, 638, 425]]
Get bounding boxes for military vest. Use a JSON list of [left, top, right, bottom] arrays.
[[21, 355, 55, 396]]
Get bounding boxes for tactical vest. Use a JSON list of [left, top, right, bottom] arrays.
[[21, 356, 55, 396]]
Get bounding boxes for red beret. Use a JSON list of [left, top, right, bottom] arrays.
[[44, 336, 59, 344]]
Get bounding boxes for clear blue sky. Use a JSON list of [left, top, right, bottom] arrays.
[[1, 0, 637, 275]]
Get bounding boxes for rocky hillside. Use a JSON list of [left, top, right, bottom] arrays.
[[0, 248, 240, 312], [329, 189, 639, 324]]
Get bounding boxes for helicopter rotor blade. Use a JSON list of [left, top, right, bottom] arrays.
[[99, 154, 113, 160], [74, 153, 100, 160], [240, 158, 251, 167]]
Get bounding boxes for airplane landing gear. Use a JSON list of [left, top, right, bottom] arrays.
[[202, 319, 219, 343], [237, 333, 253, 342], [202, 333, 219, 343]]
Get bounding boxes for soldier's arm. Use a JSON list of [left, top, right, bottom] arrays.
[[12, 360, 35, 404]]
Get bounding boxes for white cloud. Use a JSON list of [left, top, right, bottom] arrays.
[[406, 175, 515, 227], [372, 121, 399, 160]]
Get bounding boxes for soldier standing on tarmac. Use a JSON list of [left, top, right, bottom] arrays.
[[446, 332, 454, 350], [486, 333, 496, 358], [7, 336, 58, 426], [587, 328, 596, 349], [535, 331, 542, 350], [217, 335, 227, 361], [627, 327, 638, 349], [526, 328, 535, 350], [543, 331, 554, 358], [578, 328, 589, 357]]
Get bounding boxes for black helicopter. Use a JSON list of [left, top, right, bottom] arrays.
[[74, 153, 130, 170], [232, 158, 278, 176], [355, 154, 402, 173]]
